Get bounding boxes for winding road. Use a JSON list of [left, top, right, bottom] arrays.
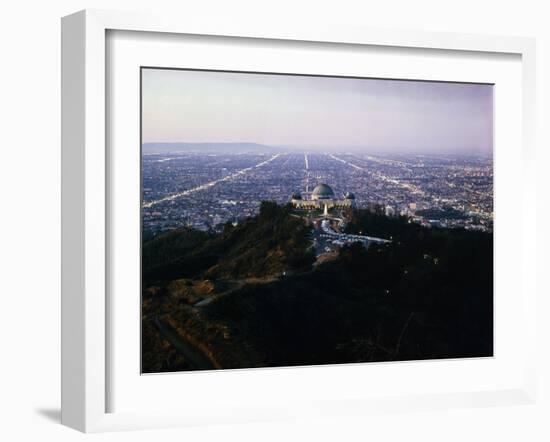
[[153, 315, 215, 370]]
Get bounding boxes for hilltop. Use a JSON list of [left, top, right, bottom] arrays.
[[142, 201, 314, 285]]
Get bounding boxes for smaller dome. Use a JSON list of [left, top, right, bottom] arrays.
[[292, 192, 302, 200], [344, 192, 355, 200]]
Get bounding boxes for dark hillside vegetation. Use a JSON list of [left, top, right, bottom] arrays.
[[142, 201, 314, 285], [142, 203, 493, 372]]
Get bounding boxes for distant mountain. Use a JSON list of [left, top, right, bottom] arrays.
[[142, 142, 280, 154]]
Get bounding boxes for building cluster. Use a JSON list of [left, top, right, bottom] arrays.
[[291, 183, 355, 212]]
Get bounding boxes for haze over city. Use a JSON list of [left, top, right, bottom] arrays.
[[142, 68, 493, 155]]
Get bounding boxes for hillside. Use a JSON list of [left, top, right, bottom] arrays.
[[142, 202, 315, 285], [142, 203, 493, 372]]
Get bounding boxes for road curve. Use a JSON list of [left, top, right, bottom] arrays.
[[153, 315, 216, 370]]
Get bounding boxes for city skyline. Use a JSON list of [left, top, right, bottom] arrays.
[[142, 68, 493, 155]]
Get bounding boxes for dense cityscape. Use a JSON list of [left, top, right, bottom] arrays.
[[142, 148, 493, 234]]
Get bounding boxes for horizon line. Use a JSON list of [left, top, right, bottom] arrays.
[[141, 141, 493, 155]]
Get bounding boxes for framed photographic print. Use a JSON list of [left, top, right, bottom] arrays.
[[61, 9, 537, 432], [140, 67, 494, 374]]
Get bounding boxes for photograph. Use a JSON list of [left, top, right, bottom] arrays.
[[0, 0, 544, 438], [140, 68, 494, 373]]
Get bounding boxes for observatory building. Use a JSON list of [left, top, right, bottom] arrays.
[[291, 183, 355, 211]]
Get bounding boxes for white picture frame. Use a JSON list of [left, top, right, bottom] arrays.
[[61, 9, 537, 433]]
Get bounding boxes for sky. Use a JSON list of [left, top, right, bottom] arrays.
[[142, 68, 493, 155]]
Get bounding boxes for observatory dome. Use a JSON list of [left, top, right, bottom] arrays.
[[311, 183, 335, 200]]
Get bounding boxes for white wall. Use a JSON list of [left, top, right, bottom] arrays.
[[0, 0, 548, 441]]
